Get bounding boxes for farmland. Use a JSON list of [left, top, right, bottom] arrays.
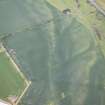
[[96, 0, 105, 9], [97, 0, 105, 4], [0, 47, 27, 101], [0, 0, 105, 105]]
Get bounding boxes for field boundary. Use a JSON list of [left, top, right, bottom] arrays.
[[0, 43, 31, 105], [15, 81, 31, 105]]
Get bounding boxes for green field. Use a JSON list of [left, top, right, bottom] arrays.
[[0, 51, 26, 100], [97, 0, 105, 9], [47, 0, 96, 27], [1, 0, 105, 105]]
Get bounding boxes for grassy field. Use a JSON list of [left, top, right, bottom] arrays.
[[96, 0, 105, 9], [99, 0, 105, 2], [46, 0, 96, 28], [47, 0, 66, 11], [97, 0, 105, 3], [1, 0, 105, 105], [0, 51, 26, 100]]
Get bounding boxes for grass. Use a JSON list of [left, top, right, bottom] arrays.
[[0, 51, 26, 100], [98, 0, 105, 2], [96, 0, 105, 10], [47, 0, 105, 40], [46, 0, 94, 28], [4, 3, 98, 104], [1, 0, 105, 105], [46, 0, 66, 11]]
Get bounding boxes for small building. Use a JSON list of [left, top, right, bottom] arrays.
[[0, 99, 11, 105], [62, 8, 71, 15]]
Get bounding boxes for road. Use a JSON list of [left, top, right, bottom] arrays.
[[88, 0, 105, 16]]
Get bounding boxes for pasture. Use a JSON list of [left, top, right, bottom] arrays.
[[0, 50, 26, 101]]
